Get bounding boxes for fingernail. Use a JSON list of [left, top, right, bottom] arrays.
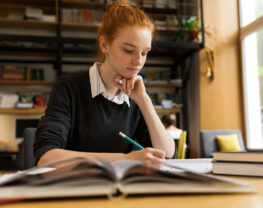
[[118, 80, 123, 84]]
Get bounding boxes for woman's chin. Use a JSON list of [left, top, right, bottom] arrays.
[[121, 73, 137, 79]]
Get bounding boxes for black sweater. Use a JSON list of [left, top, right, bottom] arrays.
[[34, 71, 152, 163]]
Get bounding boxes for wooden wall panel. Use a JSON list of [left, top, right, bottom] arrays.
[[199, 0, 244, 132]]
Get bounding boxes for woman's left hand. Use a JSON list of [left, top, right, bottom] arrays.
[[114, 75, 147, 103]]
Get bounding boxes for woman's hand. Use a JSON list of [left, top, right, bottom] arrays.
[[114, 75, 147, 104], [125, 147, 165, 163]]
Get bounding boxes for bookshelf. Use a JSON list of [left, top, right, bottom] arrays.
[[0, 107, 45, 114], [61, 0, 105, 9], [155, 107, 182, 114], [144, 82, 182, 88], [0, 18, 57, 29], [0, 0, 204, 134], [0, 80, 54, 85]]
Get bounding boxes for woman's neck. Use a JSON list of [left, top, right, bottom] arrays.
[[99, 62, 120, 99]]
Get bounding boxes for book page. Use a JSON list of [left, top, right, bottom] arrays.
[[0, 167, 55, 185], [0, 157, 116, 186], [112, 160, 142, 180], [166, 158, 213, 174]]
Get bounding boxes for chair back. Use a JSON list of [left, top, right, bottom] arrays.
[[200, 129, 245, 158], [18, 127, 36, 169], [177, 131, 187, 159]]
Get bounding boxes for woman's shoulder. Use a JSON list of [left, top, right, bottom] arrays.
[[55, 71, 90, 86]]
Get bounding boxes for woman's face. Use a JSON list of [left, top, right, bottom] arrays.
[[103, 25, 152, 79]]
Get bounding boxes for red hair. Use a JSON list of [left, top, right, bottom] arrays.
[[98, 0, 155, 59]]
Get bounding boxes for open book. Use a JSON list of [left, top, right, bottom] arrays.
[[0, 157, 255, 201]]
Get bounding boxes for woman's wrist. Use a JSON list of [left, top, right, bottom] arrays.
[[135, 93, 152, 108]]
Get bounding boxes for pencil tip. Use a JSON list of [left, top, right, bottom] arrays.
[[119, 132, 125, 137]]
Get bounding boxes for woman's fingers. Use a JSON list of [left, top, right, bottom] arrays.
[[113, 76, 122, 88], [122, 78, 127, 94], [151, 149, 166, 159], [140, 148, 166, 164], [126, 77, 137, 95], [113, 75, 145, 99], [114, 76, 135, 95], [145, 148, 165, 160]]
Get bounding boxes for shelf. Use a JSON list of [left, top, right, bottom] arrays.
[[140, 6, 178, 14], [2, 0, 55, 7], [0, 58, 56, 64], [0, 34, 57, 42], [155, 25, 179, 32], [62, 22, 99, 31], [61, 0, 105, 9], [0, 47, 57, 54], [155, 107, 182, 114], [0, 19, 57, 29], [0, 107, 181, 114], [0, 107, 46, 114], [153, 41, 202, 49], [59, 36, 203, 56], [150, 41, 203, 56], [0, 81, 54, 85], [144, 82, 182, 88]]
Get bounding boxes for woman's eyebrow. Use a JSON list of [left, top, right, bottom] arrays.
[[122, 43, 151, 50]]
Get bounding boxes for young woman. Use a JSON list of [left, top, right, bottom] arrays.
[[34, 0, 175, 166]]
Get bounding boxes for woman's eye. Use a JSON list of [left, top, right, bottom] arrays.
[[123, 48, 134, 54]]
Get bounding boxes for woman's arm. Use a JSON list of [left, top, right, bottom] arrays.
[[37, 147, 166, 166], [114, 76, 175, 158], [135, 94, 175, 158]]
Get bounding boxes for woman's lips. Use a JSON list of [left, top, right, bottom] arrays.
[[127, 67, 139, 73]]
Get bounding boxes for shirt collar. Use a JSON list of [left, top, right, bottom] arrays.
[[89, 62, 130, 107]]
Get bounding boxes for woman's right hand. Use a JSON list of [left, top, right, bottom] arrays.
[[125, 147, 165, 163]]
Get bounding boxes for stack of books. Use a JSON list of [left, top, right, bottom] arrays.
[[0, 65, 45, 81], [213, 150, 263, 177]]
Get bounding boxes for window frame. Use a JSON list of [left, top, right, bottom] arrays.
[[239, 1, 263, 148]]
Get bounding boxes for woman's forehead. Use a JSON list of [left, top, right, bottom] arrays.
[[113, 26, 152, 48]]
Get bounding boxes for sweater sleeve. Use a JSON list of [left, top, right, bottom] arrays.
[[34, 76, 72, 164]]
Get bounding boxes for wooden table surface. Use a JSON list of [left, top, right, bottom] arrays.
[[1, 176, 263, 208]]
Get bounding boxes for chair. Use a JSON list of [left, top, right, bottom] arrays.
[[200, 129, 245, 158], [177, 131, 187, 159], [18, 127, 36, 170]]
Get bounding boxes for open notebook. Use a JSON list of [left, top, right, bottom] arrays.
[[0, 157, 255, 201]]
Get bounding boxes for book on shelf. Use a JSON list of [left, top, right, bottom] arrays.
[[62, 8, 103, 25], [16, 102, 34, 109], [25, 7, 43, 21], [0, 93, 19, 108], [0, 65, 24, 81], [0, 157, 255, 202], [213, 151, 263, 177], [0, 65, 45, 81]]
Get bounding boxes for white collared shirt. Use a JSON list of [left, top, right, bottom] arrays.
[[89, 62, 130, 107]]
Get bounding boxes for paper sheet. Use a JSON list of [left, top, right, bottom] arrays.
[[165, 158, 213, 174]]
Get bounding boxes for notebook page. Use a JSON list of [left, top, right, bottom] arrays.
[[166, 158, 213, 174]]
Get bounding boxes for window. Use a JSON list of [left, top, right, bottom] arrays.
[[240, 0, 263, 27], [239, 1, 263, 148]]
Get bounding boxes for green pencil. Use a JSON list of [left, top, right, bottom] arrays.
[[119, 132, 144, 150]]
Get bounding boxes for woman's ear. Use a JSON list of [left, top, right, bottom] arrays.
[[99, 36, 109, 54]]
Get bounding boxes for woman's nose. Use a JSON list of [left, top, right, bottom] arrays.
[[132, 53, 143, 67]]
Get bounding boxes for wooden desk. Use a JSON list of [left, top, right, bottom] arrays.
[[1, 176, 263, 208]]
